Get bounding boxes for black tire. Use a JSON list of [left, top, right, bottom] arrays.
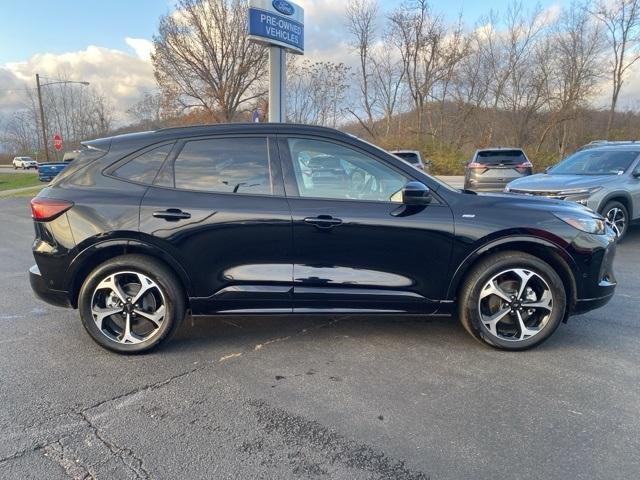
[[78, 254, 186, 354], [600, 201, 628, 240], [458, 251, 566, 351]]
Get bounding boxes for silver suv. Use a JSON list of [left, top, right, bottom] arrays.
[[506, 144, 640, 239]]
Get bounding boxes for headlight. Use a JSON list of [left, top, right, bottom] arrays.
[[558, 186, 602, 201], [554, 212, 606, 234]]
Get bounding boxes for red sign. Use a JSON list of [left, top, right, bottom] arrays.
[[53, 134, 62, 152]]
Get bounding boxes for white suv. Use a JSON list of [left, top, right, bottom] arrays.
[[12, 156, 37, 170]]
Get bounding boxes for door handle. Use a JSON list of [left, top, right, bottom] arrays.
[[303, 215, 343, 229], [153, 209, 191, 221]]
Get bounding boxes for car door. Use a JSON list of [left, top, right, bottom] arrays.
[[139, 135, 293, 315], [279, 136, 454, 313]]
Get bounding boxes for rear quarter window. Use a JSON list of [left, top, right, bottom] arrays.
[[112, 144, 174, 185]]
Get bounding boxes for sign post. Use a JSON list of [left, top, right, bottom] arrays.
[[248, 0, 304, 123]]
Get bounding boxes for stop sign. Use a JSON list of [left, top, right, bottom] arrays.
[[53, 134, 62, 152]]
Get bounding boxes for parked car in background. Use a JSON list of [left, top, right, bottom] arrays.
[[390, 150, 430, 171], [12, 156, 37, 170], [29, 124, 617, 354], [464, 148, 532, 192], [37, 151, 81, 182], [506, 144, 640, 239]]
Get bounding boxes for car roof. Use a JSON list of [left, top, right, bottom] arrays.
[[95, 123, 355, 147], [576, 144, 640, 152]]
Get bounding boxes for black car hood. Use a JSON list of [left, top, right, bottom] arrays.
[[464, 190, 598, 216], [507, 173, 621, 191]]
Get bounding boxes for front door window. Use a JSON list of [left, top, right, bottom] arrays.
[[287, 138, 409, 203]]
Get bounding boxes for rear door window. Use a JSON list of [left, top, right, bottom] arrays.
[[476, 150, 526, 165], [171, 137, 272, 195]]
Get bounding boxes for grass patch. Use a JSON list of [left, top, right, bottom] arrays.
[[0, 173, 42, 192]]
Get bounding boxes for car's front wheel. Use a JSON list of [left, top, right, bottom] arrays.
[[601, 201, 628, 240], [458, 251, 566, 350], [78, 254, 186, 354]]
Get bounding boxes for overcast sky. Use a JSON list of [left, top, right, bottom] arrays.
[[1, 0, 636, 125]]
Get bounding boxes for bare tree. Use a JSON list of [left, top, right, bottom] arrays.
[[389, 0, 448, 134], [287, 58, 351, 127], [591, 0, 640, 137], [152, 0, 268, 122], [345, 0, 379, 137], [371, 44, 405, 135], [537, 4, 604, 155]]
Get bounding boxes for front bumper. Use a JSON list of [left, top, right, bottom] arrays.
[[574, 292, 615, 314], [29, 264, 71, 308], [571, 233, 617, 315]]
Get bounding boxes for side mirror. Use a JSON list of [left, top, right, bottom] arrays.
[[402, 181, 432, 205]]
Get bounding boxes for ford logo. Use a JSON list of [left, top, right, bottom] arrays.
[[272, 0, 294, 16]]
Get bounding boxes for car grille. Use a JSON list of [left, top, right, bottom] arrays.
[[508, 189, 566, 200]]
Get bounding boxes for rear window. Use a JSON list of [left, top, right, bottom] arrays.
[[113, 144, 174, 185], [476, 150, 526, 165], [394, 152, 420, 164]]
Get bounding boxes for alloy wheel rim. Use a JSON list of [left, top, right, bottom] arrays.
[[477, 268, 554, 342], [90, 271, 166, 345], [605, 207, 625, 237]]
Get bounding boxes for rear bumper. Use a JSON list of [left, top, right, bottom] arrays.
[[29, 264, 71, 308], [464, 179, 512, 192]]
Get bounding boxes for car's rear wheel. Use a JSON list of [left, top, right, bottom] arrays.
[[78, 255, 185, 354], [601, 201, 628, 240], [458, 251, 566, 350]]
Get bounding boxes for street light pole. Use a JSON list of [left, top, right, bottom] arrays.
[[34, 75, 90, 163], [35, 74, 49, 162]]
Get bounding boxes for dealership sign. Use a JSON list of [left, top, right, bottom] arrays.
[[248, 0, 304, 54]]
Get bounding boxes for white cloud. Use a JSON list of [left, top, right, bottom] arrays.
[[592, 60, 640, 111], [1, 44, 156, 124], [125, 37, 155, 61]]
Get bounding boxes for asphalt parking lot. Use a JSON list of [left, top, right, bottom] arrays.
[[1, 197, 639, 480]]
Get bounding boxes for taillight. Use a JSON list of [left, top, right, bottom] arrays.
[[467, 162, 487, 173], [30, 198, 73, 221], [515, 161, 533, 173]]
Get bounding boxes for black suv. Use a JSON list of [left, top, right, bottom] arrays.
[[29, 124, 617, 353]]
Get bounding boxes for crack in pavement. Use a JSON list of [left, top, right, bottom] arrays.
[[4, 316, 351, 477], [78, 411, 150, 479]]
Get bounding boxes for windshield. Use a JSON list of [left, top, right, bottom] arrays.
[[550, 149, 639, 175], [476, 150, 525, 165]]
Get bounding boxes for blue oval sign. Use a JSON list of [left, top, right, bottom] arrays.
[[272, 0, 294, 16]]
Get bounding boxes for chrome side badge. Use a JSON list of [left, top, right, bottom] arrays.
[[462, 214, 476, 218]]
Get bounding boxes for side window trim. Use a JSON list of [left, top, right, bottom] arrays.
[[153, 135, 284, 197]]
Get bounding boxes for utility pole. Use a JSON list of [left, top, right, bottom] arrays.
[[35, 74, 49, 163]]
